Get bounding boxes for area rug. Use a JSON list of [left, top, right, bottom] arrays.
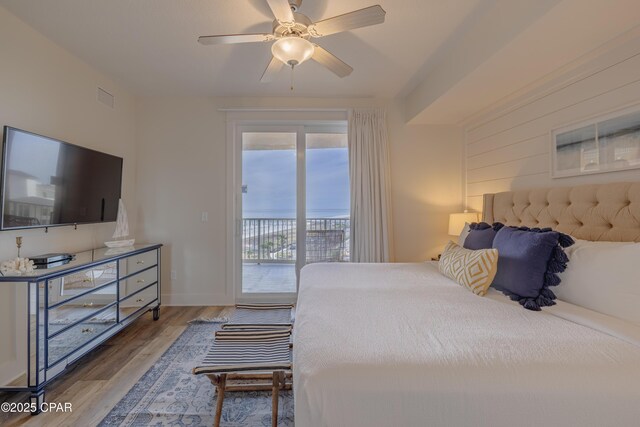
[[98, 322, 294, 426]]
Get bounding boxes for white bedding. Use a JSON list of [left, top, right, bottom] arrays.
[[293, 262, 640, 427]]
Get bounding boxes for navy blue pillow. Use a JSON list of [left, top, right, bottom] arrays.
[[491, 226, 574, 311], [463, 222, 504, 250]]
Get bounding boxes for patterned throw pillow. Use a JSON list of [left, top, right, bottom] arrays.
[[439, 241, 499, 296]]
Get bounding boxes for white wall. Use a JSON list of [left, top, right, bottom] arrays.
[[388, 103, 464, 261], [464, 34, 640, 213], [0, 6, 137, 383], [135, 97, 463, 305], [135, 97, 227, 306], [0, 7, 138, 257]]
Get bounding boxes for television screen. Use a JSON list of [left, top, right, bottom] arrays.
[[1, 126, 123, 230]]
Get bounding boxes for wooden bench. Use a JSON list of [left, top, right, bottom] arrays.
[[193, 305, 293, 427]]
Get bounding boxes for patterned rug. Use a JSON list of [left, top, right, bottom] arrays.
[[98, 322, 294, 426]]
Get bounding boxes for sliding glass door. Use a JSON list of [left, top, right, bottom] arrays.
[[305, 131, 350, 264], [236, 123, 349, 301], [241, 130, 299, 296]]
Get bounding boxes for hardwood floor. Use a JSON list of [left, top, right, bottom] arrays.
[[0, 306, 231, 427]]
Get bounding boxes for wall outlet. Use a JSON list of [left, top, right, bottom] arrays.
[[201, 212, 209, 222], [171, 270, 177, 280]]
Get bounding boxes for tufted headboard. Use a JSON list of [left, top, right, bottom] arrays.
[[482, 182, 640, 242]]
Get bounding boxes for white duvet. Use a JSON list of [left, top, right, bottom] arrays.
[[293, 262, 640, 427]]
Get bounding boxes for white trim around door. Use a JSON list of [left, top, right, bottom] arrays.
[[226, 114, 347, 304]]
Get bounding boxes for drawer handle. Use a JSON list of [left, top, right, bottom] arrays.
[[81, 328, 95, 334], [136, 298, 144, 303], [83, 302, 94, 308], [136, 260, 145, 265], [136, 279, 145, 284]]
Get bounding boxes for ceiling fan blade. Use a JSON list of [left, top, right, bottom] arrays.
[[198, 33, 273, 45], [308, 5, 386, 37], [266, 0, 295, 24], [261, 56, 284, 83], [312, 45, 353, 78]]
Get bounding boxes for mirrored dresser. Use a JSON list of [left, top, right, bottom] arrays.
[[0, 244, 162, 413]]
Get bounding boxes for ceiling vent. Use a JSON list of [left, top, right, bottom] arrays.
[[97, 87, 114, 108]]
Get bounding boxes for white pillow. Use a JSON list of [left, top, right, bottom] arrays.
[[556, 239, 639, 326], [458, 222, 471, 247]]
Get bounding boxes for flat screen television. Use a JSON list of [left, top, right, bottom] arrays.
[[0, 126, 123, 230]]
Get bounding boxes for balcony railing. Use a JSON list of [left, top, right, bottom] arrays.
[[242, 218, 350, 263]]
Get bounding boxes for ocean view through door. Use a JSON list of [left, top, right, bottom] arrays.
[[305, 132, 350, 264], [240, 125, 349, 298]]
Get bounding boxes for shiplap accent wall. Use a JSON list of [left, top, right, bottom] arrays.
[[464, 36, 640, 213]]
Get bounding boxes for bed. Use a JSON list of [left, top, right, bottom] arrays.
[[293, 182, 640, 427]]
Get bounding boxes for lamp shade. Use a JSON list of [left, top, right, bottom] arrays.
[[448, 212, 479, 236], [271, 36, 315, 67]]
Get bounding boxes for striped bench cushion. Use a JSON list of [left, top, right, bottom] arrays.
[[193, 334, 292, 375], [214, 330, 292, 341], [235, 303, 293, 310], [228, 307, 292, 325], [220, 324, 292, 331], [216, 326, 292, 340]]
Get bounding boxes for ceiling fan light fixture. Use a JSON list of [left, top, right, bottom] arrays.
[[271, 36, 315, 67]]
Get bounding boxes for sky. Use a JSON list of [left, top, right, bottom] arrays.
[[242, 147, 350, 218]]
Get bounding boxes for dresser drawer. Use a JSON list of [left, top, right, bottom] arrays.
[[45, 262, 118, 306], [48, 283, 117, 336], [119, 284, 158, 320], [118, 250, 158, 278], [119, 266, 158, 300], [47, 304, 118, 366]]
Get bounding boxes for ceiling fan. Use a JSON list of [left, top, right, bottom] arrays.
[[198, 0, 386, 84]]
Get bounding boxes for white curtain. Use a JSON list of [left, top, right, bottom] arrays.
[[348, 108, 393, 263]]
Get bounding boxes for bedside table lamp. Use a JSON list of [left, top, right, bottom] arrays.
[[432, 211, 479, 261], [448, 211, 479, 236]]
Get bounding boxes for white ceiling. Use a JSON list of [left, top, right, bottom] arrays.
[[407, 0, 640, 124], [0, 0, 482, 98]]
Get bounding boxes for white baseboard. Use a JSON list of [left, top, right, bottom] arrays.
[[0, 361, 25, 389], [160, 293, 234, 306]]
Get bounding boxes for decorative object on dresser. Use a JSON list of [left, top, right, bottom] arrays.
[[0, 236, 36, 275], [0, 257, 35, 275], [31, 253, 74, 266], [104, 199, 135, 249], [0, 244, 162, 414]]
